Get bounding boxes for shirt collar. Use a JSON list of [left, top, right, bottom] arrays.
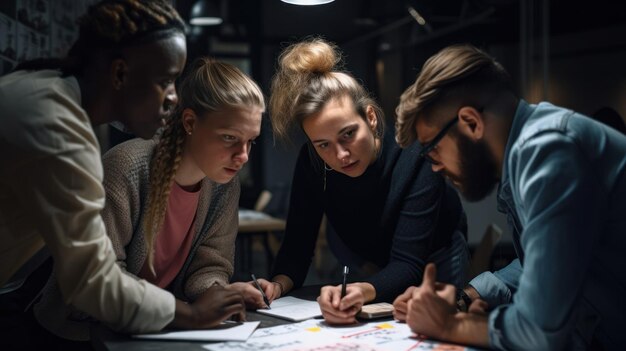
[[500, 99, 535, 188]]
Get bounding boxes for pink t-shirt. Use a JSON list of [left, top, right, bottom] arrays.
[[139, 182, 200, 288]]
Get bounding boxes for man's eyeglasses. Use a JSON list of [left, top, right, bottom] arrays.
[[418, 117, 459, 164]]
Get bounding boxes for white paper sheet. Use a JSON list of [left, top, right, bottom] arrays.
[[256, 296, 322, 322], [133, 321, 260, 342]]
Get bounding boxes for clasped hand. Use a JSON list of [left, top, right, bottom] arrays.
[[317, 283, 365, 325]]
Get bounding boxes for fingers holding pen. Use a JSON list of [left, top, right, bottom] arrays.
[[318, 284, 364, 325]]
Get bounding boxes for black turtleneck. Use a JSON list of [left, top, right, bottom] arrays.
[[272, 136, 465, 302]]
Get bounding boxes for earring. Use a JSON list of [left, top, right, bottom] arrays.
[[323, 163, 333, 191], [187, 130, 192, 135]]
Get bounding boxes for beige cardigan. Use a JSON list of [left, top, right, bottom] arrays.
[[35, 138, 240, 340]]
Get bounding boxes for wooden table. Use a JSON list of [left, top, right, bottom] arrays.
[[235, 209, 286, 278], [238, 210, 286, 233]]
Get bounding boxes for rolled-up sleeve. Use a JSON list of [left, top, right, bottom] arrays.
[[470, 258, 522, 307]]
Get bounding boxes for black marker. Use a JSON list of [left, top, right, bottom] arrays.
[[341, 266, 349, 298]]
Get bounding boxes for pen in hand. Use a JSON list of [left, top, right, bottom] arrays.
[[341, 265, 349, 298], [250, 273, 271, 309]]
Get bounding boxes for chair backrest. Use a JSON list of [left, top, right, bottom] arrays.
[[468, 223, 503, 279], [254, 190, 273, 212]]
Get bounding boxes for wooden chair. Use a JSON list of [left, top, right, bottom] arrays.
[[235, 190, 282, 278], [254, 190, 272, 212]]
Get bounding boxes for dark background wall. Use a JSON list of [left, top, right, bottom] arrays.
[[0, 0, 99, 75], [174, 0, 626, 245], [3, 0, 625, 245]]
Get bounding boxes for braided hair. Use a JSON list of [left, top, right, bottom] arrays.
[[14, 0, 185, 75], [142, 58, 265, 275]]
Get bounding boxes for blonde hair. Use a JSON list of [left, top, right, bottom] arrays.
[[143, 57, 265, 274], [269, 38, 384, 143], [395, 44, 512, 147]]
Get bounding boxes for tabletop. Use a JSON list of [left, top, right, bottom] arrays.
[[91, 286, 322, 351], [91, 285, 482, 351], [238, 209, 286, 233]]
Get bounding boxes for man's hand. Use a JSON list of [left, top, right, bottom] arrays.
[[394, 269, 461, 322], [392, 286, 415, 322], [406, 263, 457, 340], [228, 281, 271, 309], [468, 298, 489, 315], [169, 285, 245, 329]]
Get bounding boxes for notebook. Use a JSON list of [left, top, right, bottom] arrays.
[[257, 296, 322, 322], [357, 302, 394, 319]]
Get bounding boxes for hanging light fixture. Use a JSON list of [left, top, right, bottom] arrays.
[[190, 0, 223, 26], [281, 0, 335, 5]]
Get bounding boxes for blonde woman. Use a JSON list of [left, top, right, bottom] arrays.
[[103, 58, 267, 306], [261, 38, 469, 325]]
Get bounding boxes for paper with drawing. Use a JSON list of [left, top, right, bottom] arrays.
[[203, 319, 469, 351]]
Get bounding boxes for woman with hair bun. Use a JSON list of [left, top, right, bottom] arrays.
[[260, 38, 469, 325]]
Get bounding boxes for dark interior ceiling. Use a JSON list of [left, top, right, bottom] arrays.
[[175, 0, 626, 49]]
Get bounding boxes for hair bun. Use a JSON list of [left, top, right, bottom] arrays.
[[280, 38, 339, 75]]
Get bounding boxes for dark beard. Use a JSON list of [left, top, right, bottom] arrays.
[[454, 132, 499, 202]]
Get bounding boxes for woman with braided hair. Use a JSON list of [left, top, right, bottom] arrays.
[[105, 57, 266, 307], [35, 57, 266, 343], [111, 57, 265, 307], [0, 0, 245, 347]]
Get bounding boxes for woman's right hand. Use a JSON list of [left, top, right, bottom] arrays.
[[265, 280, 283, 302], [169, 285, 246, 329], [266, 275, 293, 302], [317, 283, 365, 325]]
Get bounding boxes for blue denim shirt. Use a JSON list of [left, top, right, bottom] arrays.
[[470, 100, 626, 350]]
